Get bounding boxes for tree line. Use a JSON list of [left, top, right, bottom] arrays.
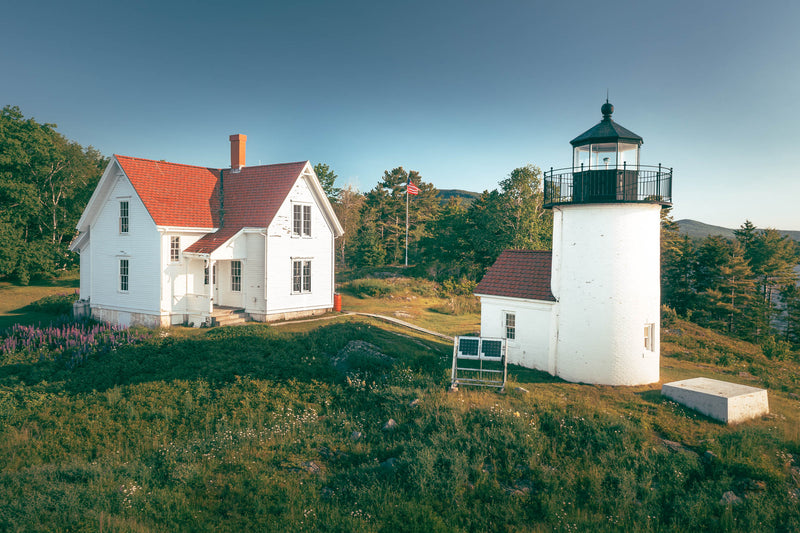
[[661, 214, 800, 351], [0, 106, 106, 283], [323, 163, 553, 282], [322, 163, 800, 351], [3, 106, 799, 352]]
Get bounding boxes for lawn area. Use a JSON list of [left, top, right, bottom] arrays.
[[1, 277, 799, 531], [0, 272, 80, 330], [337, 275, 481, 338]]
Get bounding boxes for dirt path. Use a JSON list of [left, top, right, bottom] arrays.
[[270, 311, 454, 341]]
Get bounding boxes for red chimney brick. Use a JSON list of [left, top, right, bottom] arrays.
[[229, 134, 246, 170]]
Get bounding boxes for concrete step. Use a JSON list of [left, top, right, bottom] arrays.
[[211, 310, 249, 327]]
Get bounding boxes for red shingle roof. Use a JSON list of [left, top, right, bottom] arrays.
[[116, 155, 220, 228], [185, 162, 307, 253], [474, 250, 556, 301], [115, 155, 308, 254]]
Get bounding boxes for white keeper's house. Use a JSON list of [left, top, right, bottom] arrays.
[[475, 102, 673, 386], [69, 134, 343, 328]]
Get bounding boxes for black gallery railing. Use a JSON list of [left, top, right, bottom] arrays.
[[544, 164, 672, 207]]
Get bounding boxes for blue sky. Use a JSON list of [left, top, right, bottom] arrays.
[[3, 0, 799, 229]]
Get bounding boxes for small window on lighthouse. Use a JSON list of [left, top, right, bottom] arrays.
[[504, 312, 516, 340], [644, 323, 655, 351]]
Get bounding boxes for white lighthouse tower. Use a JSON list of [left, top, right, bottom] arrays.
[[544, 101, 672, 385]]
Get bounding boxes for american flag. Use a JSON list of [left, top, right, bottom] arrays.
[[407, 179, 419, 195]]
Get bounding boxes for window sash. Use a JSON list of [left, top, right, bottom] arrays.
[[293, 204, 311, 237], [170, 236, 180, 262], [292, 261, 302, 292], [119, 259, 129, 292], [302, 260, 311, 292], [292, 260, 311, 293], [303, 205, 311, 236], [505, 313, 516, 340], [119, 201, 129, 234], [231, 261, 241, 292], [293, 205, 303, 236]]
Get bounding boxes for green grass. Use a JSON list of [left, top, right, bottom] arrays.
[[0, 271, 80, 331], [1, 278, 799, 531]]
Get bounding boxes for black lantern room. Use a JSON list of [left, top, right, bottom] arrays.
[[544, 101, 672, 208]]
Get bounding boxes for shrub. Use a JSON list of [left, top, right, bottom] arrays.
[[27, 292, 79, 315], [761, 335, 790, 360], [430, 296, 480, 315], [440, 277, 477, 297], [347, 278, 394, 298]]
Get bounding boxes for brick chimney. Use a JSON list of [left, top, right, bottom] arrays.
[[229, 134, 246, 170]]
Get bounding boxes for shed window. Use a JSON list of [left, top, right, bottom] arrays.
[[292, 259, 311, 293], [293, 204, 311, 237], [504, 312, 516, 340]]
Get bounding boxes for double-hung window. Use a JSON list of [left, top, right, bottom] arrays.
[[292, 259, 312, 293], [231, 260, 242, 292], [119, 200, 129, 234], [119, 258, 129, 292], [504, 312, 516, 340], [170, 236, 180, 262], [292, 204, 312, 237]]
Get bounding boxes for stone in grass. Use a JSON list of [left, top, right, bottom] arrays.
[[514, 387, 529, 394], [350, 430, 363, 441], [302, 461, 323, 475], [381, 457, 398, 470], [408, 398, 421, 408], [383, 419, 398, 431], [702, 450, 718, 464], [720, 491, 743, 506], [504, 479, 535, 496]]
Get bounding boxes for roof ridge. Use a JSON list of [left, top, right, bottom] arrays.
[[114, 154, 222, 172]]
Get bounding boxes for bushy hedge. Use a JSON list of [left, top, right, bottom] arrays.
[[27, 292, 79, 315]]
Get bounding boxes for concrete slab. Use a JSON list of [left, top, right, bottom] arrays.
[[661, 377, 769, 424]]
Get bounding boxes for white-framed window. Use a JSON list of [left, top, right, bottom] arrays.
[[119, 258, 129, 292], [231, 260, 242, 292], [292, 259, 312, 293], [119, 200, 129, 234], [644, 323, 655, 351], [292, 204, 312, 237], [504, 312, 516, 340], [204, 266, 209, 285], [170, 236, 181, 263]]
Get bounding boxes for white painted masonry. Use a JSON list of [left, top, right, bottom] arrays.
[[552, 203, 661, 385]]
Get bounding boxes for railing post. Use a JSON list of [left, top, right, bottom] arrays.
[[658, 163, 662, 199]]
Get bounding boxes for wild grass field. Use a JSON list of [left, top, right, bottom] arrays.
[[1, 276, 799, 532]]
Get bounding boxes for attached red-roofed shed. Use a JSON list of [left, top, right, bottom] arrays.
[[474, 250, 555, 301]]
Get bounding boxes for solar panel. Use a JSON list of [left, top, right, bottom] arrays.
[[481, 340, 503, 360], [459, 338, 479, 357]]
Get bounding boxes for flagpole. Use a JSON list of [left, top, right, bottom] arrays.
[[405, 180, 409, 267]]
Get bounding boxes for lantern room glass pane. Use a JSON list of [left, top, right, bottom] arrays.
[[618, 142, 639, 168], [591, 143, 617, 169], [574, 145, 591, 169]]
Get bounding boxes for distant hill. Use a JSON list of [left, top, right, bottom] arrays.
[[437, 189, 481, 205], [676, 219, 800, 242]]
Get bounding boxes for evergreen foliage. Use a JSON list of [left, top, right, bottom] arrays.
[[662, 216, 800, 348]]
